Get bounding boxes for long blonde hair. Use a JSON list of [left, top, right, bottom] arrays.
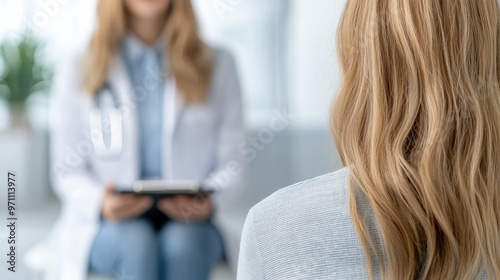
[[84, 0, 212, 102], [332, 0, 500, 279]]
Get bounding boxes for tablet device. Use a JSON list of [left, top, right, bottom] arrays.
[[114, 180, 213, 197]]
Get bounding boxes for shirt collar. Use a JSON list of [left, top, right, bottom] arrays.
[[122, 32, 166, 66]]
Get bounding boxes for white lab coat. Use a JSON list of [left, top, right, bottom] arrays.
[[49, 47, 245, 280]]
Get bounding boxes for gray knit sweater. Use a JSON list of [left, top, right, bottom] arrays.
[[237, 167, 489, 279]]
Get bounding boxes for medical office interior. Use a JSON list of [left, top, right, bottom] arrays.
[[0, 0, 344, 279]]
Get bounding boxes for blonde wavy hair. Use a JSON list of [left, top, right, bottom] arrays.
[[332, 0, 500, 279], [84, 0, 212, 102]]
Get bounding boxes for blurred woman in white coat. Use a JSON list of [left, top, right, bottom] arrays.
[[49, 0, 245, 279]]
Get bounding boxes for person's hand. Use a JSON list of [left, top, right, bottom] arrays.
[[101, 183, 153, 221], [158, 194, 213, 223]]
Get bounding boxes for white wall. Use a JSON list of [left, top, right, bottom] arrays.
[[193, 0, 290, 128], [288, 0, 345, 129], [194, 0, 347, 130]]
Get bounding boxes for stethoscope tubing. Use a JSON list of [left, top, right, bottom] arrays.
[[89, 83, 124, 159]]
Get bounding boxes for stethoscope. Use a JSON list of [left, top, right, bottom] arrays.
[[89, 83, 124, 160], [89, 49, 169, 160]]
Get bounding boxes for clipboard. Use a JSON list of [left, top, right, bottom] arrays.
[[114, 180, 213, 197]]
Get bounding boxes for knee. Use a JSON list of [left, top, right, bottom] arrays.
[[90, 219, 159, 277], [160, 222, 214, 260], [108, 219, 158, 258]]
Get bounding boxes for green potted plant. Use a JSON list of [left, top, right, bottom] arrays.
[[0, 33, 52, 128]]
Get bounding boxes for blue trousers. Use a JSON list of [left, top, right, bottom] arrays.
[[88, 219, 225, 280]]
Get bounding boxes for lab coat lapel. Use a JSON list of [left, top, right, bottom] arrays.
[[106, 53, 140, 181], [163, 77, 184, 179]]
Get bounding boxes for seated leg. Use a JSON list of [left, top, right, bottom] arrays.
[[88, 219, 159, 280], [159, 221, 224, 280]]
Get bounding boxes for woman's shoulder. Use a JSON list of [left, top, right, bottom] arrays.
[[206, 46, 241, 103], [210, 46, 236, 66], [208, 46, 238, 79], [251, 167, 350, 218], [51, 50, 91, 99], [247, 167, 354, 237], [55, 49, 88, 72], [242, 167, 373, 279], [52, 50, 90, 89]]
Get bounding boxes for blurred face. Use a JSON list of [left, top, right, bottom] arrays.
[[124, 0, 171, 20]]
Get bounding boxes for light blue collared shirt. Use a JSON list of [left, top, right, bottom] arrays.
[[121, 33, 166, 180]]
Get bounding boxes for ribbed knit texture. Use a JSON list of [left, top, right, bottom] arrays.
[[237, 168, 489, 279]]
